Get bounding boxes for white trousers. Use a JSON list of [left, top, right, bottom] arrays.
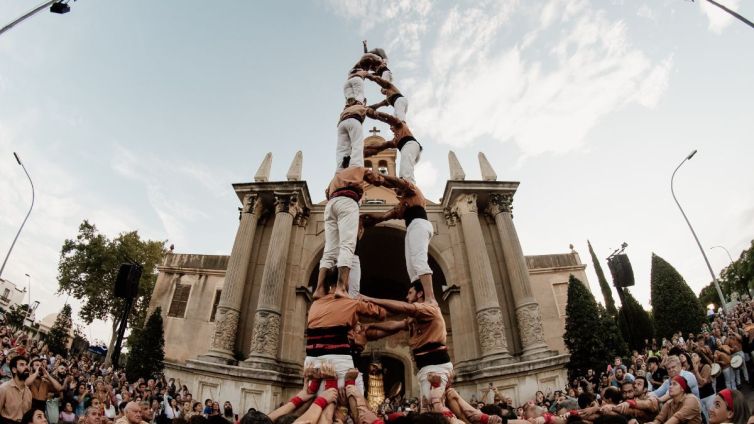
[[336, 118, 364, 170], [304, 355, 365, 395], [343, 76, 365, 103], [405, 218, 433, 282], [348, 255, 361, 299], [399, 140, 421, 184], [321, 197, 360, 269], [416, 362, 453, 409], [393, 96, 408, 123]]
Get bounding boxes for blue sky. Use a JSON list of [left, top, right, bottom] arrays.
[[1, 0, 752, 343]]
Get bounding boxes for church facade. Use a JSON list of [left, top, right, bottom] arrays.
[[147, 137, 590, 412]]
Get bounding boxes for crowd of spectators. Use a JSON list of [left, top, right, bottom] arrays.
[[0, 299, 752, 424]]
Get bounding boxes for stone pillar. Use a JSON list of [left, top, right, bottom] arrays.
[[244, 191, 302, 366], [200, 194, 262, 364], [486, 193, 549, 358], [451, 194, 511, 361]]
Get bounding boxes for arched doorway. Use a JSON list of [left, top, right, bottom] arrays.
[[306, 225, 451, 398]]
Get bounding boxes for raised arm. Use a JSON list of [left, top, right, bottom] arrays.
[[267, 366, 319, 421], [367, 99, 389, 111], [368, 109, 402, 128], [365, 320, 407, 341], [359, 295, 416, 316], [364, 74, 392, 90]]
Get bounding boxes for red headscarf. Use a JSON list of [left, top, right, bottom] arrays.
[[672, 375, 690, 394], [718, 389, 734, 411]]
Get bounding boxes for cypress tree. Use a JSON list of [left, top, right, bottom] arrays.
[[125, 307, 165, 380], [564, 275, 605, 376], [650, 254, 706, 339], [588, 240, 618, 316], [617, 288, 653, 351], [597, 303, 629, 361], [46, 304, 72, 355]]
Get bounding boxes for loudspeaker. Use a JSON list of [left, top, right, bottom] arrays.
[[608, 254, 635, 288], [113, 263, 142, 299]]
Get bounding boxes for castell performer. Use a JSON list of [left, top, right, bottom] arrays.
[[343, 44, 383, 104], [366, 74, 408, 123], [305, 267, 385, 394], [336, 100, 378, 170], [363, 111, 421, 184], [315, 166, 386, 299], [363, 40, 391, 82]]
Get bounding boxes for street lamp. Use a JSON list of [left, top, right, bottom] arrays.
[[0, 153, 35, 279], [670, 149, 727, 309], [0, 1, 75, 37], [24, 273, 32, 325], [710, 245, 734, 263]]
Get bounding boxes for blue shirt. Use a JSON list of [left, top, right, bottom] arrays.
[[650, 370, 700, 399]]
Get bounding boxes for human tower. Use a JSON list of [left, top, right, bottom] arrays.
[[261, 42, 506, 424]]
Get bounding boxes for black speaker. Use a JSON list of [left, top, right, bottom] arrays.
[[113, 263, 142, 299], [608, 254, 635, 288]]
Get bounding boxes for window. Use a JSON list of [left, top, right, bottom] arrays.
[[378, 160, 388, 175], [365, 199, 385, 205], [552, 282, 569, 317], [168, 283, 191, 318], [365, 160, 373, 171], [2, 289, 8, 298], [210, 289, 222, 321]]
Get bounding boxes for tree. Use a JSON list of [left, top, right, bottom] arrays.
[[57, 220, 166, 364], [617, 288, 654, 351], [650, 253, 706, 339], [564, 275, 606, 376], [125, 307, 165, 381], [46, 304, 72, 355], [588, 240, 618, 316], [597, 303, 629, 361], [4, 303, 30, 330]]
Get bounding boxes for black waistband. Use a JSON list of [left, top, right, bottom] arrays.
[[404, 206, 428, 227], [397, 136, 421, 151], [412, 343, 450, 369], [341, 114, 365, 124], [331, 188, 362, 202], [306, 326, 352, 357], [388, 93, 404, 106]]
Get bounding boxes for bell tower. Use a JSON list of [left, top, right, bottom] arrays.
[[363, 127, 399, 204]]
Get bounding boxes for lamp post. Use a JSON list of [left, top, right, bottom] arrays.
[[670, 149, 727, 309], [0, 153, 35, 279], [24, 273, 32, 325], [710, 245, 734, 264], [0, 1, 74, 37]]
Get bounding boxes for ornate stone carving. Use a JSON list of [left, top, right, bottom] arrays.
[[486, 193, 513, 217], [452, 193, 478, 216], [515, 303, 546, 348], [242, 193, 262, 214], [476, 308, 508, 353], [294, 207, 310, 228], [249, 311, 281, 357], [210, 307, 239, 352], [274, 192, 300, 215], [443, 208, 458, 226]]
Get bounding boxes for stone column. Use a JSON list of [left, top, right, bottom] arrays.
[[244, 191, 302, 365], [451, 194, 511, 361], [486, 193, 549, 358], [201, 194, 262, 363]]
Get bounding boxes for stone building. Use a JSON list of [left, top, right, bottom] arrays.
[[148, 136, 591, 412]]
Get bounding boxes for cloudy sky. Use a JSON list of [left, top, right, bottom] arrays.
[[1, 0, 752, 343]]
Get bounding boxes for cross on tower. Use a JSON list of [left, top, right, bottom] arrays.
[[369, 126, 380, 136]]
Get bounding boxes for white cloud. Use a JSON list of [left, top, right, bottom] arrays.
[[637, 4, 656, 21], [409, 1, 672, 157], [698, 0, 742, 33], [414, 160, 441, 200]]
